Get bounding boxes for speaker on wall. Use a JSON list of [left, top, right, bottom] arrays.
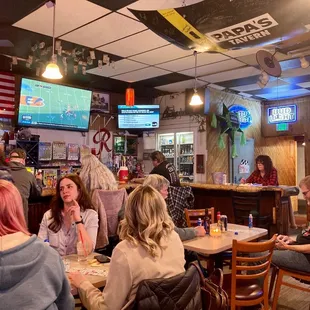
[[185, 87, 210, 115]]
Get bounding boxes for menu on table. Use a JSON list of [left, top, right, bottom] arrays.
[[53, 141, 67, 160]]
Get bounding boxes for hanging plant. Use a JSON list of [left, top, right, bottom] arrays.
[[211, 104, 246, 158]]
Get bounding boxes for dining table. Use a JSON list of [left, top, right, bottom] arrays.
[[183, 223, 268, 255], [63, 253, 110, 289]]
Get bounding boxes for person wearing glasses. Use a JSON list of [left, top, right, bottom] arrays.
[[273, 176, 310, 273], [240, 155, 278, 186]]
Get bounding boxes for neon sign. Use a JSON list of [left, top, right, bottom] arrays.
[[228, 105, 252, 130], [267, 105, 297, 124]]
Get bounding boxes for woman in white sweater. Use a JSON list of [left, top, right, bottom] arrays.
[[69, 185, 185, 310]]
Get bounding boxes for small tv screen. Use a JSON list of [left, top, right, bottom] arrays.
[[118, 105, 160, 129], [18, 78, 92, 131]]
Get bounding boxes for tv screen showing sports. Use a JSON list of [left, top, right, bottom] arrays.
[[18, 78, 92, 131], [118, 105, 160, 129]]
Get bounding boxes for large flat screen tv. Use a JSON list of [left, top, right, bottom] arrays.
[[18, 78, 92, 131], [118, 105, 160, 129]]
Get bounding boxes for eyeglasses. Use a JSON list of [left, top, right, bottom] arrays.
[[302, 189, 310, 196]]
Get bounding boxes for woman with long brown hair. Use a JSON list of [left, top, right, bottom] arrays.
[[38, 174, 98, 256], [241, 155, 279, 186]]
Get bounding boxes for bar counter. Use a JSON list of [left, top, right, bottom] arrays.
[[28, 183, 299, 236]]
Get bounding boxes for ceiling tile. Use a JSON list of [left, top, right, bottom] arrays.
[[112, 66, 169, 82], [200, 66, 260, 83], [207, 84, 225, 91], [223, 47, 263, 58], [129, 44, 192, 65], [60, 12, 146, 48], [156, 52, 229, 72], [98, 30, 169, 57], [238, 92, 253, 98], [281, 66, 310, 78], [230, 79, 289, 92], [256, 88, 310, 100], [180, 59, 245, 77], [88, 0, 136, 11], [13, 0, 110, 37], [297, 81, 310, 88], [86, 59, 147, 77], [155, 79, 207, 93]]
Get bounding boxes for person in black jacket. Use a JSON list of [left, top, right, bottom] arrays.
[[149, 151, 181, 186], [9, 148, 43, 224], [0, 150, 13, 182]]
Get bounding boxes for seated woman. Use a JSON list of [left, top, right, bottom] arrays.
[[38, 174, 99, 256], [143, 174, 205, 240], [79, 154, 118, 193], [272, 175, 310, 273], [241, 155, 279, 186], [69, 185, 185, 310], [0, 180, 74, 309]]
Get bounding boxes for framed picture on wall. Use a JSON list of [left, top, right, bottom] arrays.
[[91, 91, 110, 113]]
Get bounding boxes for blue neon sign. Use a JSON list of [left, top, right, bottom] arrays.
[[228, 105, 252, 130], [267, 105, 297, 124]]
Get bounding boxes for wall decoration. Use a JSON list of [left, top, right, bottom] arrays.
[[129, 1, 310, 52], [211, 104, 246, 158], [38, 142, 52, 161], [161, 106, 187, 120], [43, 169, 57, 188], [91, 91, 110, 113], [267, 105, 297, 124], [67, 143, 80, 161], [93, 127, 112, 157], [228, 105, 252, 130]]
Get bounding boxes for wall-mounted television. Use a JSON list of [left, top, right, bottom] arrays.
[[118, 105, 160, 129], [17, 78, 92, 132]]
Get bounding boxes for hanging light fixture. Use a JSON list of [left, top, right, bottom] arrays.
[[189, 51, 203, 106], [125, 87, 135, 106], [42, 1, 63, 79]]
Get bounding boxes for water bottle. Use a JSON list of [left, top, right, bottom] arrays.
[[77, 241, 87, 262], [197, 218, 202, 226], [248, 214, 253, 229]]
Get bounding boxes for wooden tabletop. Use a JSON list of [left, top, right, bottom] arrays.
[[64, 254, 109, 289], [183, 224, 268, 255]]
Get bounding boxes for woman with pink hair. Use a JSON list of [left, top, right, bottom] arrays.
[[0, 180, 74, 310]]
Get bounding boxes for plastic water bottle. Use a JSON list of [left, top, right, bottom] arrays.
[[248, 214, 253, 229], [197, 218, 202, 226]]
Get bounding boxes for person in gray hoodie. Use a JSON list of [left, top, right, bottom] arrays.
[[9, 148, 43, 224], [0, 179, 74, 310]]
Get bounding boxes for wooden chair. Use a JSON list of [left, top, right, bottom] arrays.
[[184, 207, 215, 227], [228, 234, 277, 310], [271, 267, 310, 310]]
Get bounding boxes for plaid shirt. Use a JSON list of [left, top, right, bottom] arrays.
[[166, 186, 195, 228], [246, 167, 279, 186]]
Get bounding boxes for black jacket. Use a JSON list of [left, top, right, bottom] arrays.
[[131, 265, 202, 310], [9, 162, 42, 222]]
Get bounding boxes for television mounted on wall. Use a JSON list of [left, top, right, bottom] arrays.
[[17, 78, 92, 132]]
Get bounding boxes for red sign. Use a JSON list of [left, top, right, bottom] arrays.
[[92, 128, 112, 156]]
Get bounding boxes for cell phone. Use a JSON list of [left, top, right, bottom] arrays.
[[94, 254, 111, 263]]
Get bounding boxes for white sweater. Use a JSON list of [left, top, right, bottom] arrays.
[[78, 230, 185, 310]]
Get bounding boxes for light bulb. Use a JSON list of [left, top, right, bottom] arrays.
[[42, 63, 63, 79], [189, 92, 203, 106]]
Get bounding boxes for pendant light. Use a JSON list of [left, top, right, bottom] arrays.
[[189, 51, 203, 106], [42, 1, 63, 79]]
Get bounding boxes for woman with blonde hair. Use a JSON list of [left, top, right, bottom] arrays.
[[0, 180, 74, 309], [79, 154, 117, 193], [69, 185, 185, 310]]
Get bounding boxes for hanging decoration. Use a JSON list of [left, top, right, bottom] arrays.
[[125, 87, 135, 107], [211, 104, 246, 158]]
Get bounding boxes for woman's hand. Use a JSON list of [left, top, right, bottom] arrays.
[[194, 226, 206, 237], [68, 272, 87, 288], [67, 200, 81, 222], [276, 239, 290, 250]]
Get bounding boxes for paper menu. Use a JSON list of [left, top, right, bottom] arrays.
[[67, 143, 80, 161], [53, 141, 67, 160], [39, 142, 52, 161]]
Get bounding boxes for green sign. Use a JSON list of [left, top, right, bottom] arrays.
[[276, 123, 289, 131]]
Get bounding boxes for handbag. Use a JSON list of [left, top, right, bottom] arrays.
[[191, 262, 229, 310]]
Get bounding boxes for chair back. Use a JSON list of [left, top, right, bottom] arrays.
[[131, 265, 202, 310], [185, 207, 215, 227], [230, 234, 277, 302]]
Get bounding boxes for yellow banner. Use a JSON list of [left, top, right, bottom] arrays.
[[158, 8, 226, 53]]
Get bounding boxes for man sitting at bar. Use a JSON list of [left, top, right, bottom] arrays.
[[9, 148, 43, 224]]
